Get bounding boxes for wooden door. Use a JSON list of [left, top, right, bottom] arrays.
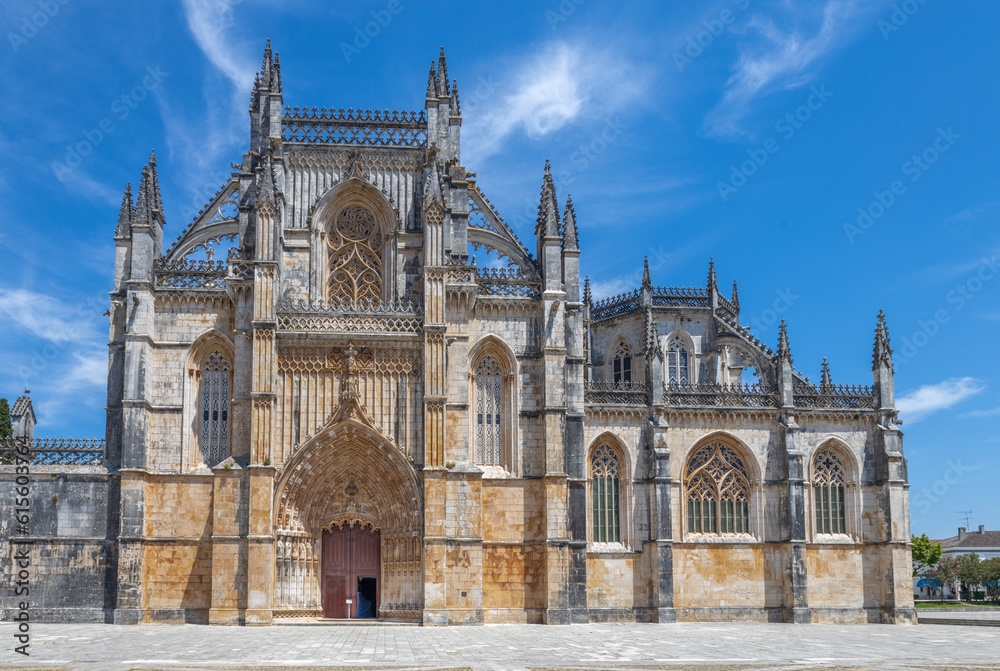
[[321, 523, 380, 618]]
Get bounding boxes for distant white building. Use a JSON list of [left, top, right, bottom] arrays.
[[916, 526, 1000, 600]]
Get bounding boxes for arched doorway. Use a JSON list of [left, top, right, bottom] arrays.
[[273, 418, 422, 622]]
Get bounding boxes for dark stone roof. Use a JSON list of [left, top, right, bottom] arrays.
[[941, 530, 1000, 549]]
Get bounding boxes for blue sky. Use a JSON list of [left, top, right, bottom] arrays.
[[0, 0, 996, 538]]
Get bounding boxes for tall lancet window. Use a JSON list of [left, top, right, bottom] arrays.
[[200, 350, 231, 466], [814, 448, 847, 534], [328, 204, 383, 306], [686, 442, 751, 534], [475, 355, 503, 465], [668, 335, 690, 385], [612, 340, 632, 384], [591, 444, 622, 544]]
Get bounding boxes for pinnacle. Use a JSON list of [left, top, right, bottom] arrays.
[[707, 257, 717, 290], [583, 276, 592, 304], [562, 194, 579, 251], [642, 257, 651, 289]]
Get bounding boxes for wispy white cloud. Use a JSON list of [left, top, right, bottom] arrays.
[[180, 0, 256, 94], [960, 405, 1000, 419], [463, 41, 646, 165], [164, 1, 259, 189], [0, 288, 99, 345], [897, 377, 987, 424], [705, 0, 882, 138]]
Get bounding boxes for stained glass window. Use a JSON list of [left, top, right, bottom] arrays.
[[814, 448, 847, 534], [591, 444, 622, 543], [686, 442, 751, 534]]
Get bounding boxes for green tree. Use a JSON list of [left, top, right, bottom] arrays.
[[931, 556, 961, 601], [911, 533, 942, 576], [0, 398, 11, 439], [982, 557, 1000, 602], [957, 553, 985, 601]]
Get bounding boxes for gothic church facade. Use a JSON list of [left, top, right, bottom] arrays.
[[0, 45, 915, 625]]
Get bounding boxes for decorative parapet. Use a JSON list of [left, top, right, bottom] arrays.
[[282, 106, 427, 147], [652, 285, 709, 308], [475, 266, 540, 298], [0, 437, 105, 466], [153, 258, 229, 289], [663, 382, 778, 409], [276, 297, 422, 334], [591, 289, 642, 320], [584, 380, 649, 405], [793, 381, 875, 410]]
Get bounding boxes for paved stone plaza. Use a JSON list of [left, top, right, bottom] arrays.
[[1, 622, 998, 670]]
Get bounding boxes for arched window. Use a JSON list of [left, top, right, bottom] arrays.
[[612, 340, 632, 384], [200, 350, 231, 466], [668, 335, 690, 385], [328, 204, 383, 306], [814, 448, 847, 534], [686, 442, 751, 534], [474, 355, 503, 466], [591, 444, 621, 543]]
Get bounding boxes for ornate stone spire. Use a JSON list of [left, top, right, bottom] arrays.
[[536, 160, 560, 237], [731, 280, 740, 309], [820, 357, 833, 391], [583, 276, 592, 306], [642, 257, 651, 291], [251, 39, 281, 110], [707, 258, 717, 293], [873, 309, 893, 371], [134, 150, 163, 227], [450, 79, 461, 116], [777, 320, 793, 365], [426, 62, 438, 99], [436, 46, 450, 97], [562, 195, 579, 252], [115, 182, 133, 238]]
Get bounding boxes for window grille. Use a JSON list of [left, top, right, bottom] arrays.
[[685, 442, 750, 534], [814, 448, 847, 534], [328, 204, 383, 306], [668, 336, 689, 384], [201, 350, 231, 466], [591, 444, 622, 543], [612, 341, 632, 384], [474, 355, 503, 465]]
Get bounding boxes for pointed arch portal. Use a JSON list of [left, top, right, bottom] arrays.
[[273, 419, 422, 621]]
